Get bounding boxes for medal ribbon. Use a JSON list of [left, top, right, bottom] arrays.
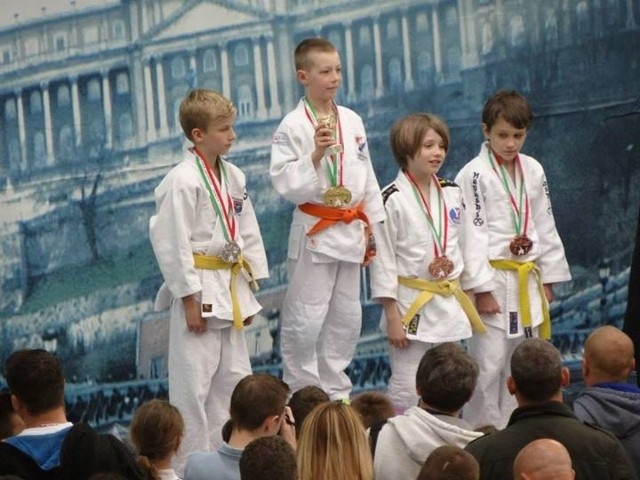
[[404, 171, 448, 258], [193, 148, 236, 243], [487, 148, 530, 237], [302, 97, 345, 187]]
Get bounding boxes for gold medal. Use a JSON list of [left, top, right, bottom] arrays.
[[317, 113, 336, 130], [509, 235, 533, 256], [323, 185, 352, 208], [428, 256, 454, 279], [220, 241, 241, 263]]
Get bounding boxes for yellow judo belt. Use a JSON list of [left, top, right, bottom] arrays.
[[397, 277, 486, 334], [489, 260, 550, 339], [193, 254, 258, 330]]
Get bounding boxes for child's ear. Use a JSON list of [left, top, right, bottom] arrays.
[[296, 69, 308, 86], [481, 123, 490, 139], [191, 128, 204, 144]]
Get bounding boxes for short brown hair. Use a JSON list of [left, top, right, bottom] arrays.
[[350, 391, 395, 430], [230, 374, 290, 431], [389, 113, 450, 169], [178, 89, 236, 142], [417, 446, 480, 480], [511, 338, 562, 402], [482, 90, 533, 130], [288, 385, 330, 437], [240, 435, 297, 480], [416, 343, 478, 412], [294, 37, 337, 71], [5, 349, 65, 415], [130, 399, 184, 462]]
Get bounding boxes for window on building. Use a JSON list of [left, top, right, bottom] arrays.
[[149, 356, 166, 379], [203, 49, 217, 72], [118, 112, 133, 142], [388, 57, 403, 92], [328, 31, 342, 51], [510, 15, 526, 47], [234, 44, 249, 67], [112, 19, 125, 40], [54, 33, 67, 52], [9, 138, 21, 169], [24, 37, 39, 57], [386, 18, 399, 39], [445, 6, 458, 27], [4, 98, 16, 120], [34, 131, 46, 159], [416, 12, 429, 33], [30, 91, 42, 114], [544, 9, 558, 46], [59, 125, 74, 157], [577, 1, 590, 36], [482, 21, 494, 54], [237, 84, 253, 117], [416, 51, 432, 85], [83, 25, 99, 44], [1, 49, 12, 64], [359, 64, 374, 99], [359, 25, 371, 46], [446, 45, 461, 74], [57, 84, 70, 107], [171, 56, 186, 79], [87, 78, 101, 101], [116, 72, 130, 95]]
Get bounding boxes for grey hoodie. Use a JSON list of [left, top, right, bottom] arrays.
[[373, 405, 482, 480], [574, 384, 640, 475]]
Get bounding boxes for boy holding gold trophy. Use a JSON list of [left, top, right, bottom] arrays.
[[270, 38, 385, 400]]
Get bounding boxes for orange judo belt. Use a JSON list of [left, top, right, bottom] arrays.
[[298, 201, 375, 264]]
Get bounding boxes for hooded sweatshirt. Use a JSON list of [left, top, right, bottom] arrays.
[[574, 383, 640, 474], [373, 405, 482, 480]]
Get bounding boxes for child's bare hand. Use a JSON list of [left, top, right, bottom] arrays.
[[311, 125, 335, 166], [384, 303, 409, 349], [475, 291, 501, 315], [243, 315, 254, 326], [182, 295, 207, 334], [543, 283, 555, 303]]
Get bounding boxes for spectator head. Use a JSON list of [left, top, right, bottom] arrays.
[[239, 435, 297, 480], [583, 326, 635, 385], [482, 90, 533, 131], [130, 399, 184, 475], [416, 343, 479, 414], [0, 391, 25, 440], [4, 349, 65, 416], [513, 438, 575, 480], [297, 402, 373, 480], [288, 385, 330, 437], [508, 339, 569, 404], [417, 445, 480, 480], [221, 418, 233, 442], [230, 374, 290, 434], [350, 391, 395, 429]]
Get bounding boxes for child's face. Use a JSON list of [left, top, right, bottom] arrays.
[[193, 116, 236, 159], [406, 128, 446, 181], [297, 50, 341, 104], [482, 117, 528, 162]]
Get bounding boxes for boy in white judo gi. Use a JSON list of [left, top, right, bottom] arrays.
[[454, 90, 571, 429], [149, 89, 268, 472], [270, 38, 385, 400], [370, 113, 491, 411]]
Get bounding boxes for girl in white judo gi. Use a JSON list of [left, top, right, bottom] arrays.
[[370, 113, 491, 411], [270, 38, 385, 400], [149, 90, 268, 473], [454, 90, 571, 429]]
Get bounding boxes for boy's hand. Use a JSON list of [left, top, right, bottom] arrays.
[[243, 315, 254, 326], [311, 125, 335, 166], [475, 291, 501, 315], [543, 283, 555, 303], [381, 298, 409, 349], [182, 295, 207, 334]]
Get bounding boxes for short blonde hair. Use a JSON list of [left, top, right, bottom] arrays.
[[179, 89, 236, 142], [294, 37, 337, 71], [389, 113, 450, 169], [297, 402, 373, 480]]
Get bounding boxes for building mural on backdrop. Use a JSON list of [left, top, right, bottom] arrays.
[[0, 0, 639, 428]]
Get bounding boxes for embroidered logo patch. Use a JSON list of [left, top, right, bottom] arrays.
[[449, 207, 461, 224], [202, 304, 212, 313], [233, 197, 243, 214], [272, 132, 289, 146]]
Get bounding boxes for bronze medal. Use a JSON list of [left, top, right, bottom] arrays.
[[428, 256, 454, 280], [509, 235, 533, 256], [323, 185, 353, 208], [220, 241, 241, 263]]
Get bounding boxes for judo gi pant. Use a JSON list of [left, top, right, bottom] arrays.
[[280, 246, 362, 400], [463, 323, 537, 430], [168, 299, 251, 475]]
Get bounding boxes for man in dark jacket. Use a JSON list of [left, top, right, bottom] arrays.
[[0, 348, 148, 480], [574, 326, 640, 474], [465, 338, 636, 480]]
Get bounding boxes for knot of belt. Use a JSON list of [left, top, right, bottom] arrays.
[[397, 276, 486, 334], [298, 201, 375, 264], [490, 260, 550, 339], [193, 253, 258, 330]]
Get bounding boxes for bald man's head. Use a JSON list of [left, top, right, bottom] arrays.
[[513, 439, 575, 480], [583, 326, 635, 385]]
